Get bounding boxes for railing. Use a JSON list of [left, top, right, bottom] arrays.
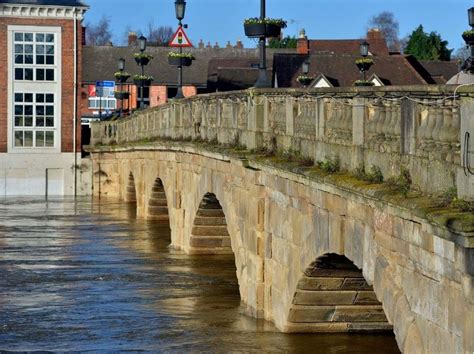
[[90, 86, 474, 198]]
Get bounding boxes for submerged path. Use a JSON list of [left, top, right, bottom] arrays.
[[0, 198, 399, 352]]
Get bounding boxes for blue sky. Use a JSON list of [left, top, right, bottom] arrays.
[[83, 0, 472, 51]]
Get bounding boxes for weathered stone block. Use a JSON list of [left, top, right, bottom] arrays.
[[293, 290, 357, 305]]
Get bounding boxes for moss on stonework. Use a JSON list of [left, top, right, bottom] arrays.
[[89, 139, 474, 235]]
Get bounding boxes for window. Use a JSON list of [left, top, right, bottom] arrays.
[[13, 31, 55, 82], [88, 97, 117, 110], [14, 92, 55, 148]]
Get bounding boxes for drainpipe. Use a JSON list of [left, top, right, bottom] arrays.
[[72, 7, 78, 197]]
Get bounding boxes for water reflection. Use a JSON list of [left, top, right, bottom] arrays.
[[0, 197, 400, 352]]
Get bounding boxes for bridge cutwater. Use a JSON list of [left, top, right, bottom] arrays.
[[88, 86, 474, 354]]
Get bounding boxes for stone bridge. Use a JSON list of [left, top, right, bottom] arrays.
[[88, 86, 474, 353]]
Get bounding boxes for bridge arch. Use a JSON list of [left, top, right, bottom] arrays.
[[125, 172, 137, 203], [189, 192, 232, 254], [286, 253, 391, 332], [147, 177, 169, 223]]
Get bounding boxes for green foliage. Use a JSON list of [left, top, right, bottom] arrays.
[[404, 25, 452, 61], [133, 52, 153, 60], [317, 156, 340, 174], [268, 36, 297, 48], [354, 165, 384, 184], [244, 17, 287, 28], [281, 148, 314, 166], [438, 187, 474, 212], [355, 57, 374, 65], [168, 51, 195, 59], [386, 167, 412, 197]]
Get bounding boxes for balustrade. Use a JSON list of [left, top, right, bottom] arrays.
[[89, 87, 471, 196]]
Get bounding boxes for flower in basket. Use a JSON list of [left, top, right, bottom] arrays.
[[355, 57, 374, 65], [133, 52, 154, 60], [114, 71, 131, 78], [354, 80, 374, 86], [133, 74, 154, 81], [243, 17, 287, 28], [167, 51, 195, 59], [296, 75, 314, 84]]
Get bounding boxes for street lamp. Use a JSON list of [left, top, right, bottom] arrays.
[[462, 8, 474, 73], [356, 41, 373, 83], [138, 35, 147, 52], [360, 41, 369, 58], [175, 0, 186, 21], [118, 57, 125, 116], [302, 60, 310, 75], [174, 0, 187, 99], [254, 0, 271, 88], [137, 35, 148, 109]]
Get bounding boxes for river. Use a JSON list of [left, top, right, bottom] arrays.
[[0, 197, 400, 352]]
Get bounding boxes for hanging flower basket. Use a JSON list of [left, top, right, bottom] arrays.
[[167, 52, 194, 66], [114, 91, 130, 100], [133, 75, 153, 87], [114, 71, 131, 83], [244, 18, 287, 38], [296, 75, 314, 86], [462, 30, 474, 45], [134, 53, 153, 66], [355, 58, 374, 72], [354, 80, 374, 87]]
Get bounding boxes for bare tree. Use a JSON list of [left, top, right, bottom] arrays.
[[146, 21, 174, 47], [368, 11, 400, 51], [86, 15, 112, 46], [453, 46, 470, 62]]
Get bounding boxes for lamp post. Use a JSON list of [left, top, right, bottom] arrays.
[[118, 57, 125, 117], [462, 7, 474, 73], [174, 0, 186, 99], [254, 0, 271, 88], [138, 35, 147, 109], [359, 41, 370, 81]]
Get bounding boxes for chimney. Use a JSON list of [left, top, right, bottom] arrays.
[[128, 32, 138, 46], [297, 28, 309, 54], [367, 28, 384, 40], [235, 39, 243, 49], [198, 39, 205, 49]]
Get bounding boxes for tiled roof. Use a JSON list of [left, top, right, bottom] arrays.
[[0, 0, 88, 6], [309, 38, 390, 57], [82, 46, 291, 87], [273, 53, 428, 88], [418, 60, 460, 84]]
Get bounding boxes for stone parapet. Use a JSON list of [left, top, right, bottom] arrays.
[[89, 85, 474, 199]]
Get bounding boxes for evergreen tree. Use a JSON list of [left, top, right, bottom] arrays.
[[404, 25, 452, 61], [268, 36, 297, 49]]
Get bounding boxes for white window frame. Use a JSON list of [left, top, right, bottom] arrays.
[[7, 25, 62, 154], [88, 97, 117, 110]]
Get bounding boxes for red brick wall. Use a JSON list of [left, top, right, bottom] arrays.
[[0, 17, 83, 153]]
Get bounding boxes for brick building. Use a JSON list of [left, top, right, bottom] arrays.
[[0, 0, 89, 196]]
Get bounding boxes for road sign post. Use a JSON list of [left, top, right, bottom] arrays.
[[169, 26, 193, 99]]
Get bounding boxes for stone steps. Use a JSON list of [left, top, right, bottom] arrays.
[[191, 225, 229, 237], [196, 208, 225, 217], [189, 193, 232, 254], [194, 216, 227, 226], [148, 181, 168, 219], [149, 197, 168, 207], [288, 305, 388, 323], [190, 235, 231, 248], [287, 253, 390, 332]]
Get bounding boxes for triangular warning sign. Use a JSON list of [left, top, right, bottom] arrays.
[[169, 26, 193, 48]]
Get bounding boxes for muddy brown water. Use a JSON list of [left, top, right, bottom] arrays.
[[0, 197, 400, 352]]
